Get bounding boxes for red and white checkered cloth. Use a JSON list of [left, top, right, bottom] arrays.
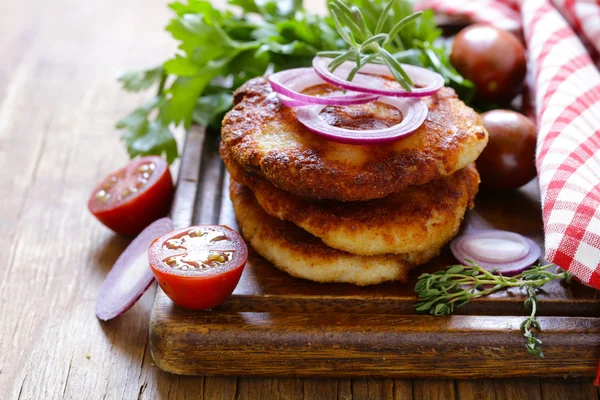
[[414, 0, 522, 32], [552, 0, 600, 58], [522, 0, 600, 290]]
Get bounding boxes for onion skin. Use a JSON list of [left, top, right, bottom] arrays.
[[95, 217, 174, 321], [450, 230, 542, 276]]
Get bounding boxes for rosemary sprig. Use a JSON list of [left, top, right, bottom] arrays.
[[415, 262, 572, 357], [318, 0, 422, 91]]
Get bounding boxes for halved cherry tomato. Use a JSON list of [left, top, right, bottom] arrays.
[[88, 156, 174, 236], [148, 225, 248, 310]]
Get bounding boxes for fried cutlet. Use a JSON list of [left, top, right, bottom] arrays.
[[221, 77, 488, 202], [230, 179, 442, 285], [225, 152, 479, 256]]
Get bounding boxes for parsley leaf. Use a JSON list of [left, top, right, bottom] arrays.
[[117, 66, 164, 92], [193, 93, 233, 128], [116, 97, 178, 163]]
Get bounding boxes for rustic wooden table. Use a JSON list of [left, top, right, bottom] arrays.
[[1, 0, 598, 398]]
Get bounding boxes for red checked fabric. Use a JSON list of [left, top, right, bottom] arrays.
[[414, 0, 522, 32], [521, 0, 600, 290], [552, 0, 600, 58]]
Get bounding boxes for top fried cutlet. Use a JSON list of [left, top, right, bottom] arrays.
[[220, 76, 488, 202]]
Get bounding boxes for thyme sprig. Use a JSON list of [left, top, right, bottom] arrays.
[[317, 0, 422, 91], [415, 262, 572, 357]]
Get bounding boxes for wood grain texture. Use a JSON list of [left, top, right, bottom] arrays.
[[1, 0, 599, 398]]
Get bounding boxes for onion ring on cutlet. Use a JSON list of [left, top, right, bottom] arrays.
[[220, 77, 488, 202]]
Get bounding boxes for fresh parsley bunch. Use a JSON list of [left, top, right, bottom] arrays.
[[116, 0, 473, 163]]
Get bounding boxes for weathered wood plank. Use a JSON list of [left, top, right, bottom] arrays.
[[203, 377, 237, 400], [0, 0, 173, 398], [351, 378, 395, 400], [540, 380, 599, 400], [413, 380, 455, 400], [302, 379, 340, 400], [456, 380, 496, 400], [492, 380, 541, 400], [393, 380, 414, 400], [151, 306, 600, 378]]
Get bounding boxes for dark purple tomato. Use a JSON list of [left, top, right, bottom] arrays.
[[451, 24, 527, 103], [476, 110, 537, 190]]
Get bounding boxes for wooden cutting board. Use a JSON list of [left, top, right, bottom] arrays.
[[150, 127, 600, 378]]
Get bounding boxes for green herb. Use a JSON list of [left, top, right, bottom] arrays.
[[415, 262, 572, 357], [337, 0, 474, 100], [318, 0, 423, 90], [116, 0, 473, 163]]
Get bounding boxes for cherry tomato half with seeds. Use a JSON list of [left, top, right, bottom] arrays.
[[148, 225, 248, 310], [476, 110, 537, 190], [88, 156, 174, 236]]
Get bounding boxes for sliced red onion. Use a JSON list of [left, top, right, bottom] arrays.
[[450, 230, 542, 276], [312, 56, 445, 98], [96, 217, 174, 321], [269, 68, 378, 107], [295, 96, 427, 144]]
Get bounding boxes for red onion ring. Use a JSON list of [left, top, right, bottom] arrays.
[[450, 230, 542, 276], [312, 56, 445, 98], [269, 68, 378, 107], [96, 217, 174, 321], [274, 93, 311, 108], [295, 96, 427, 145]]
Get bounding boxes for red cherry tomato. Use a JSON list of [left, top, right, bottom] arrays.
[[451, 24, 526, 103], [476, 110, 538, 190], [88, 156, 174, 236], [148, 225, 248, 310]]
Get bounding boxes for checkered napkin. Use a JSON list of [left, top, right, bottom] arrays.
[[552, 0, 600, 59], [521, 0, 600, 290], [414, 0, 522, 32]]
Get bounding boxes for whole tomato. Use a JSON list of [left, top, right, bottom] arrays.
[[476, 110, 537, 190], [451, 24, 527, 103]]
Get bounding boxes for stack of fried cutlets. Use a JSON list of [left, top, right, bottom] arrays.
[[220, 77, 488, 285]]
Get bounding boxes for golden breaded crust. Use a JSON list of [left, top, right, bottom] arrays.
[[221, 77, 488, 201], [230, 179, 421, 286], [225, 153, 479, 256]]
